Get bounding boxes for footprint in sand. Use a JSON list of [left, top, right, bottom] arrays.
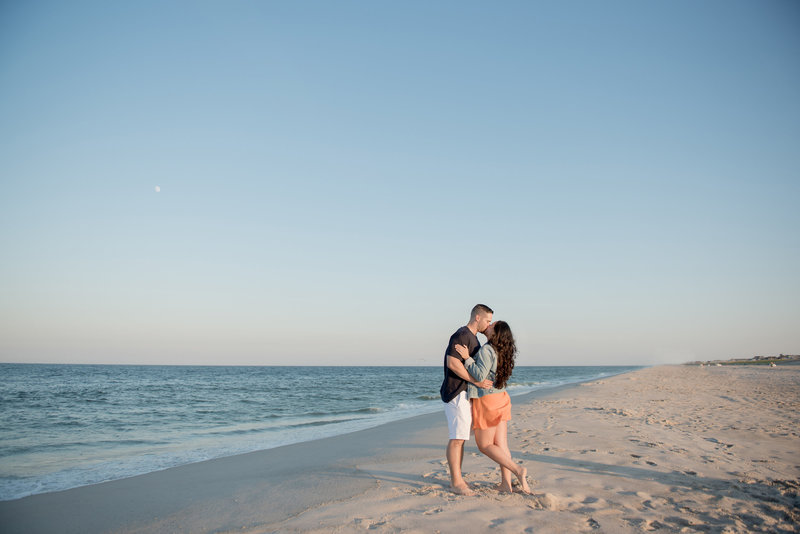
[[623, 517, 646, 529], [645, 519, 666, 531], [705, 437, 734, 448], [407, 485, 444, 496], [354, 517, 386, 528]]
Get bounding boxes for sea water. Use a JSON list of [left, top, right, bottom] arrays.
[[0, 364, 641, 501]]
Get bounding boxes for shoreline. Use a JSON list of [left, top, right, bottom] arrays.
[[1, 365, 638, 503], [0, 372, 628, 534], [2, 365, 797, 533], [1, 408, 442, 533]]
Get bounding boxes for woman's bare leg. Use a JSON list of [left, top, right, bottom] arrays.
[[494, 420, 513, 492], [475, 424, 530, 494]]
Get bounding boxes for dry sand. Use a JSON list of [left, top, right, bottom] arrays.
[[1, 365, 798, 533]]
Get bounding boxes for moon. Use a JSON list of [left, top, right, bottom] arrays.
[[155, 186, 161, 193]]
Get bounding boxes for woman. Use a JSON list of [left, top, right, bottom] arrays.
[[454, 321, 531, 494]]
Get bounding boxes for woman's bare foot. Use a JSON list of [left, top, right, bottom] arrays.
[[451, 483, 476, 496], [515, 466, 531, 494]]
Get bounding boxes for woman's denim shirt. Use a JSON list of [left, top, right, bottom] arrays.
[[465, 344, 505, 399]]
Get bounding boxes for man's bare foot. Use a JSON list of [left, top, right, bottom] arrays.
[[496, 482, 513, 493], [515, 466, 531, 494], [451, 483, 476, 496]]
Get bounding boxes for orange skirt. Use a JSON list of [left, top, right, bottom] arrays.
[[471, 391, 511, 430]]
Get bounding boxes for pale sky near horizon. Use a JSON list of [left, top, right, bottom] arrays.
[[1, 1, 798, 366]]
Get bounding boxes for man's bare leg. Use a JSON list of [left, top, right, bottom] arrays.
[[446, 439, 475, 495]]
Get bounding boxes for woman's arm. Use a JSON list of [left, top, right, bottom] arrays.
[[462, 344, 494, 383], [453, 345, 494, 388]]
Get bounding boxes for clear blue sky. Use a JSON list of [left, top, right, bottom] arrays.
[[1, 1, 798, 366]]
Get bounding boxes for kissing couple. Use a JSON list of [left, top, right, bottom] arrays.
[[439, 304, 531, 496]]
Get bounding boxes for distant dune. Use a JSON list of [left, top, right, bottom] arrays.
[[687, 354, 800, 366]]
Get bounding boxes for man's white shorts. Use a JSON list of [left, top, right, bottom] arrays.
[[444, 390, 471, 440]]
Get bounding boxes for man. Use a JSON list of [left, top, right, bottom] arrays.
[[439, 304, 494, 495]]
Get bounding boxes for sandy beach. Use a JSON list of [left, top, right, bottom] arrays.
[[2, 365, 798, 533]]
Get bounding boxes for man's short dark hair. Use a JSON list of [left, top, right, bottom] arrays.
[[470, 304, 493, 319]]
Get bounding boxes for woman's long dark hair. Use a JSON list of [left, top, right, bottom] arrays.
[[490, 321, 517, 389]]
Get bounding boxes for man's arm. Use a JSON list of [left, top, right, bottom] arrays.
[[447, 355, 493, 388], [447, 355, 476, 383]]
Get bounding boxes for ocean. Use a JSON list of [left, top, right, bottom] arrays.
[[0, 364, 641, 501]]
